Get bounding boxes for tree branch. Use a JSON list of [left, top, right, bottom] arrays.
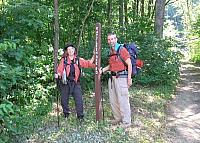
[[77, 0, 95, 53], [165, 0, 178, 6]]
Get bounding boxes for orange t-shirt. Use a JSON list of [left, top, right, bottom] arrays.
[[109, 47, 130, 72]]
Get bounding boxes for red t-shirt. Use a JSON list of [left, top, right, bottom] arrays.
[[109, 47, 130, 72]]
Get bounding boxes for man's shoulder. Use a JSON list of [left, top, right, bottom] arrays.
[[119, 46, 128, 53]]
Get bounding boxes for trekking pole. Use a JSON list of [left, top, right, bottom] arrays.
[[56, 78, 60, 127], [101, 78, 105, 121], [53, 0, 59, 127]]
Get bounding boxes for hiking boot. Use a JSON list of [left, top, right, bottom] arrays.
[[77, 115, 84, 120], [111, 119, 121, 125], [77, 115, 84, 124], [120, 123, 131, 129], [64, 113, 70, 118]]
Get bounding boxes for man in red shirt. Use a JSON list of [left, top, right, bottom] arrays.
[[101, 33, 132, 128]]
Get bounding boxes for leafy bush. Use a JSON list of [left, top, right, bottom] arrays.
[[190, 41, 200, 63], [0, 100, 15, 142], [193, 14, 200, 37], [191, 14, 200, 63], [135, 34, 181, 85]]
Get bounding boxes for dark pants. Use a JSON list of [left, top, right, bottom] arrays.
[[60, 81, 84, 118]]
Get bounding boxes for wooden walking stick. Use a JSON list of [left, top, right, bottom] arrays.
[[94, 23, 103, 121], [53, 0, 60, 127]]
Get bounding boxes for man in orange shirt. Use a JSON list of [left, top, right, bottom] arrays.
[[101, 33, 132, 128]]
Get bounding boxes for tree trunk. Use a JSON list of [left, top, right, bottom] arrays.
[[131, 0, 136, 21], [77, 0, 94, 53], [151, 0, 156, 20], [154, 0, 166, 38], [147, 0, 153, 18], [108, 0, 112, 30], [136, 0, 139, 15], [141, 0, 144, 17], [186, 0, 192, 30], [53, 0, 59, 73], [124, 0, 128, 25], [119, 0, 124, 37]]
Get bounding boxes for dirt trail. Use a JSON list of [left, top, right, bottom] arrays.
[[166, 62, 200, 143]]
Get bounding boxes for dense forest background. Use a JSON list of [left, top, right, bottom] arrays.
[[0, 0, 200, 142]]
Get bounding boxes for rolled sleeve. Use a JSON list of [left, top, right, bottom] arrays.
[[79, 58, 95, 68]]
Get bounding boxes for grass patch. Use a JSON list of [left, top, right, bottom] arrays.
[[6, 84, 175, 143]]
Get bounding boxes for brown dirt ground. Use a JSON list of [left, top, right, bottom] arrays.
[[165, 62, 200, 143]]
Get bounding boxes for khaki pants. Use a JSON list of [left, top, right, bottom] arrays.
[[108, 76, 131, 124]]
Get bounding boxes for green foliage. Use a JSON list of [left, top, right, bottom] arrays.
[[193, 9, 200, 37], [0, 97, 51, 143], [191, 11, 200, 63], [0, 40, 18, 51], [0, 100, 14, 117], [190, 41, 200, 63], [0, 1, 53, 45], [0, 100, 15, 143], [136, 34, 181, 85]]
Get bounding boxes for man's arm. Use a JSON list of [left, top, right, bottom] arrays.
[[125, 58, 132, 87], [101, 65, 110, 74]]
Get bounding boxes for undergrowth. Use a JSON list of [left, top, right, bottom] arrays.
[[3, 84, 176, 143]]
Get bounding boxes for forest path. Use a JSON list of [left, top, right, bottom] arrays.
[[165, 61, 200, 143]]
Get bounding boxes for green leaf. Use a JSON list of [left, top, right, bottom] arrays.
[[0, 110, 4, 116]]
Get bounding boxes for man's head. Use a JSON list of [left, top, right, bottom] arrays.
[[107, 33, 117, 48]]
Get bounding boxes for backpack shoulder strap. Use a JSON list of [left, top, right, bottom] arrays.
[[63, 57, 67, 67], [75, 56, 81, 70], [116, 45, 123, 55], [117, 45, 128, 67], [75, 56, 82, 80]]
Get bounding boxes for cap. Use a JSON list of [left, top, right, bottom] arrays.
[[63, 43, 75, 51]]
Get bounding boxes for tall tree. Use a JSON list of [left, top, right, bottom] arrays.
[[148, 0, 154, 18], [77, 0, 95, 52], [53, 0, 59, 127], [108, 0, 112, 31], [131, 0, 137, 21], [119, 0, 124, 36], [124, 0, 128, 25], [53, 0, 59, 73], [141, 0, 145, 17], [154, 0, 166, 38], [136, 0, 139, 15]]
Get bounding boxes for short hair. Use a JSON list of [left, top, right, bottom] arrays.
[[107, 32, 116, 37]]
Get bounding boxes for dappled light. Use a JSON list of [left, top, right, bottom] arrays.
[[166, 62, 200, 142]]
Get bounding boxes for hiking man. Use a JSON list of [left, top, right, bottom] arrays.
[[100, 33, 132, 128], [55, 43, 95, 121]]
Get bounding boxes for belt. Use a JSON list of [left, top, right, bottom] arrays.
[[111, 70, 128, 77]]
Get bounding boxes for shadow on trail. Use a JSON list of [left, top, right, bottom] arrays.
[[165, 62, 200, 143]]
